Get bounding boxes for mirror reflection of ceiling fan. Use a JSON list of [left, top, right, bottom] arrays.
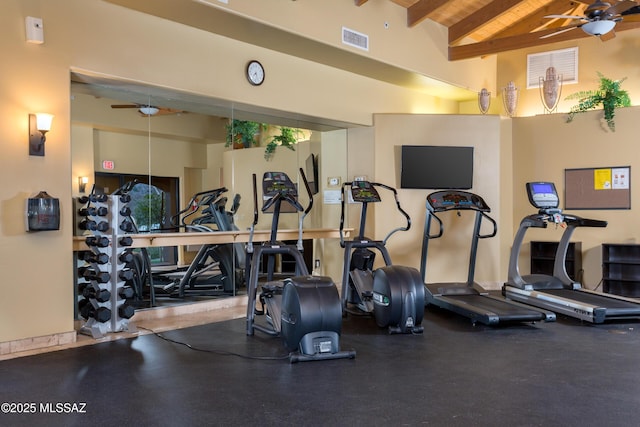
[[110, 104, 186, 116], [542, 0, 640, 40]]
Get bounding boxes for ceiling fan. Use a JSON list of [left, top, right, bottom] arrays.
[[110, 103, 185, 116], [541, 0, 640, 40]]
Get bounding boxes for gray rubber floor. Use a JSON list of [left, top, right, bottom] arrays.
[[2, 306, 639, 426]]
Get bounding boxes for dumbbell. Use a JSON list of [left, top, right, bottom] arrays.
[[78, 299, 111, 322], [118, 286, 135, 299], [86, 236, 110, 248], [119, 236, 133, 247], [118, 250, 134, 264], [118, 194, 131, 203], [78, 194, 108, 203], [81, 268, 111, 283], [119, 220, 135, 233], [118, 303, 135, 319], [82, 284, 111, 303], [119, 269, 134, 282], [78, 251, 109, 265], [77, 206, 109, 217]]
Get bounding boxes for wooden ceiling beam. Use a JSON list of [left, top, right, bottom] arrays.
[[448, 0, 528, 45], [491, 1, 582, 40], [448, 21, 640, 61], [407, 0, 451, 27]]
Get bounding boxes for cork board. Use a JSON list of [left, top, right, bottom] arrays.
[[564, 167, 631, 210]]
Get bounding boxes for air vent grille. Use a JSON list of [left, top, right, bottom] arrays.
[[527, 47, 578, 89], [342, 27, 369, 51]]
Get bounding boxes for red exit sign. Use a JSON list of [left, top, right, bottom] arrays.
[[102, 160, 114, 170]]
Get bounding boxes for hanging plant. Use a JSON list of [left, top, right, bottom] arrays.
[[264, 126, 303, 160], [225, 120, 265, 148], [565, 72, 631, 132]]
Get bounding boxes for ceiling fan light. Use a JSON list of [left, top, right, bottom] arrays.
[[139, 106, 160, 115], [582, 20, 615, 36]]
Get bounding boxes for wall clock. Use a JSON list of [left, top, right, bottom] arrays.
[[246, 60, 265, 86]]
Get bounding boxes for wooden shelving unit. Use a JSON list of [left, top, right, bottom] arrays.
[[602, 243, 640, 297], [530, 241, 582, 282]]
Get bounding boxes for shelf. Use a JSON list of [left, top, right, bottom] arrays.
[[530, 241, 582, 281], [602, 243, 640, 297]]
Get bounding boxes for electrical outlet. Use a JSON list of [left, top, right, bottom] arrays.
[[328, 177, 341, 187], [354, 175, 367, 182], [314, 259, 320, 268]]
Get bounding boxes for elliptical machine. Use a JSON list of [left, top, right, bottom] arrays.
[[339, 180, 424, 334], [155, 187, 244, 297], [245, 170, 355, 363]]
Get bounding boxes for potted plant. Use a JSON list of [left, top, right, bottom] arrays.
[[565, 72, 631, 132], [225, 120, 264, 149], [264, 126, 303, 160]]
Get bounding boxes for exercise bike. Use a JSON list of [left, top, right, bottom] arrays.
[[339, 180, 424, 334], [245, 169, 356, 363]]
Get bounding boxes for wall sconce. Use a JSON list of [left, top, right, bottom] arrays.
[[78, 176, 89, 193], [29, 113, 54, 156]]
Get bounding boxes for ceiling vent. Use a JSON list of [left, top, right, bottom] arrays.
[[342, 27, 369, 51], [527, 47, 578, 89]]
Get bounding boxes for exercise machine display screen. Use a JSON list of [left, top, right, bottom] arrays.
[[427, 190, 490, 212], [526, 182, 559, 209], [263, 172, 297, 198], [350, 181, 381, 203]]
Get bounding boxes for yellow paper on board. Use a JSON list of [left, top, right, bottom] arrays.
[[594, 169, 612, 190]]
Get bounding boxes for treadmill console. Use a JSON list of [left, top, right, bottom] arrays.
[[427, 190, 490, 212], [350, 180, 381, 203], [526, 182, 559, 210]]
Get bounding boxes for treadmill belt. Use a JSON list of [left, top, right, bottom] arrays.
[[543, 289, 640, 316], [439, 294, 547, 323]]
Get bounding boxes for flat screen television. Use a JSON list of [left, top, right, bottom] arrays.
[[400, 145, 473, 189]]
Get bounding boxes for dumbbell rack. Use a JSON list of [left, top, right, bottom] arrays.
[[75, 194, 138, 339]]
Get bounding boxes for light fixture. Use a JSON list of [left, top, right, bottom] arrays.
[[582, 20, 616, 36], [138, 106, 159, 116], [28, 113, 54, 156], [78, 176, 89, 193]]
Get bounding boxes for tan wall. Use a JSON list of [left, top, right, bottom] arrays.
[[371, 114, 505, 288], [0, 0, 472, 343], [496, 31, 640, 117], [511, 106, 640, 289]]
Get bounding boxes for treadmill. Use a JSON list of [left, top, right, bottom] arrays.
[[503, 181, 640, 324], [421, 190, 556, 325]]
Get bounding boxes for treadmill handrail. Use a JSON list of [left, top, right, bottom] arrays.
[[478, 212, 498, 239]]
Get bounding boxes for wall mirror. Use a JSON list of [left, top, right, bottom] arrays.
[[70, 71, 350, 312]]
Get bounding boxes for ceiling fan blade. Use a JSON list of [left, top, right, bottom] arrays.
[[544, 14, 586, 20], [111, 104, 140, 108], [539, 25, 581, 39], [605, 0, 638, 16], [621, 5, 640, 18], [599, 29, 617, 40]]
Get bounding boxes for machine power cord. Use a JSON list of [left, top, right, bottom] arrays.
[[137, 326, 291, 361]]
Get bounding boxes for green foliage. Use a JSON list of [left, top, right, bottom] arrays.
[[565, 72, 631, 132], [264, 126, 302, 160], [225, 120, 265, 148]]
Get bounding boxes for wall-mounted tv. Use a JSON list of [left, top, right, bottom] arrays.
[[400, 145, 474, 189]]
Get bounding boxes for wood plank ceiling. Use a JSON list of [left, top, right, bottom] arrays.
[[356, 0, 640, 60]]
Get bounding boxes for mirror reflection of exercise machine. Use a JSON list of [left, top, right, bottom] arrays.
[[503, 182, 640, 324], [340, 180, 424, 334], [421, 190, 555, 325], [152, 187, 244, 298], [245, 170, 355, 363]]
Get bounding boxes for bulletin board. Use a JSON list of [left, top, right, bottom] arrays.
[[564, 166, 631, 210]]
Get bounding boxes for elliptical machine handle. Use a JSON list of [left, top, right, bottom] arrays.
[[375, 182, 412, 245], [338, 181, 349, 248], [247, 174, 259, 255], [297, 167, 313, 251]]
